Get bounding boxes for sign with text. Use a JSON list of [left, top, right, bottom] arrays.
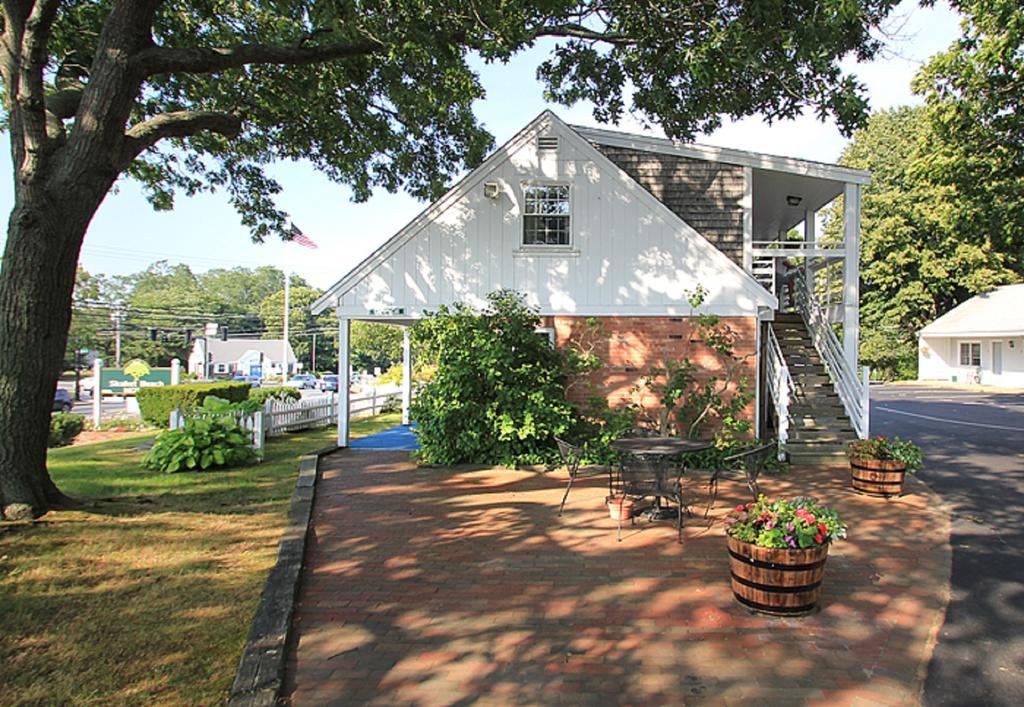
[[99, 367, 173, 396]]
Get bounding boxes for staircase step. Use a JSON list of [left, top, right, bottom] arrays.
[[790, 432, 856, 444], [792, 417, 853, 429]]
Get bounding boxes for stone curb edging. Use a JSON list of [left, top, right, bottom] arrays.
[[227, 444, 339, 707]]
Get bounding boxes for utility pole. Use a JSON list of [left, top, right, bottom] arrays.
[[311, 333, 317, 373], [283, 270, 290, 378], [110, 305, 125, 367]]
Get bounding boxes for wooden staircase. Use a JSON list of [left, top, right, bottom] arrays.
[[771, 312, 857, 465]]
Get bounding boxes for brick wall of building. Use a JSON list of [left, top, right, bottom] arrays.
[[593, 144, 747, 266], [545, 315, 758, 436]]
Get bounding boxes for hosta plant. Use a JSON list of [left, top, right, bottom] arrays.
[[847, 436, 923, 472], [725, 496, 846, 550], [143, 396, 258, 473]]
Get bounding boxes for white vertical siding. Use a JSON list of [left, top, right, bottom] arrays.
[[338, 116, 774, 317]]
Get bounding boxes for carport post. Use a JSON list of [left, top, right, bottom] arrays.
[[401, 325, 412, 426], [337, 315, 350, 447], [843, 182, 861, 371]]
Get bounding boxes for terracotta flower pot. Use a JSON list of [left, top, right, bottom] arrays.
[[727, 536, 830, 616], [606, 495, 635, 521], [849, 457, 907, 498]]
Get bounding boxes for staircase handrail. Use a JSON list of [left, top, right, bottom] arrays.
[[764, 325, 794, 459], [794, 272, 870, 439]]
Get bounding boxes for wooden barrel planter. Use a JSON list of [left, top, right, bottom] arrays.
[[850, 458, 907, 498], [727, 536, 830, 616]]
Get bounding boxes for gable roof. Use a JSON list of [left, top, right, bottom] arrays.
[[203, 338, 296, 363], [313, 110, 782, 315], [312, 111, 556, 314], [920, 284, 1024, 337], [572, 124, 871, 184]]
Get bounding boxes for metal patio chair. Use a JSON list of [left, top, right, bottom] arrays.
[[615, 451, 686, 543], [702, 441, 777, 517], [555, 437, 611, 516]]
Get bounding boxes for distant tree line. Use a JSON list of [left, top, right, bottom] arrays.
[[68, 262, 402, 375]]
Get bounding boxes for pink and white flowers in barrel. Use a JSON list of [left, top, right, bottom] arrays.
[[725, 496, 847, 549]]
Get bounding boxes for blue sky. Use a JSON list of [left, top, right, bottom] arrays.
[[0, 0, 961, 292]]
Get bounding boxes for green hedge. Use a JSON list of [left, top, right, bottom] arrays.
[[137, 382, 252, 428], [49, 412, 85, 448], [248, 387, 300, 404]]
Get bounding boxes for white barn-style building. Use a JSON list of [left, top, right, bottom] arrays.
[[313, 112, 872, 462], [918, 284, 1024, 388]]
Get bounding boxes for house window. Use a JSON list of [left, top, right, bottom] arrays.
[[523, 184, 570, 246], [959, 342, 981, 366], [535, 327, 556, 347]]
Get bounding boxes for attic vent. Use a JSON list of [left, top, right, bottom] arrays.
[[537, 136, 559, 152]]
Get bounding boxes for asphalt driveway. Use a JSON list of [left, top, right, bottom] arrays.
[[871, 384, 1024, 707]]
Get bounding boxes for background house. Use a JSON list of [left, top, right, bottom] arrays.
[[918, 284, 1024, 388], [313, 111, 870, 461], [187, 338, 297, 379]]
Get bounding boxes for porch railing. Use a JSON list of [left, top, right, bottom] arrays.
[[794, 272, 870, 439], [765, 325, 794, 459]]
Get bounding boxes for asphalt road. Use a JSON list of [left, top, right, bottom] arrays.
[[871, 384, 1024, 707]]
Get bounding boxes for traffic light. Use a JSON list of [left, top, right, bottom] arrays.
[[220, 327, 228, 341]]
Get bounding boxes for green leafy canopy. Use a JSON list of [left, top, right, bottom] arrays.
[[11, 0, 903, 242]]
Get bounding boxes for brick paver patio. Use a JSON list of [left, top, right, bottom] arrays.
[[284, 451, 951, 705]]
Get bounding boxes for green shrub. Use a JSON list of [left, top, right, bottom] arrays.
[[143, 397, 258, 473], [249, 387, 300, 404], [136, 382, 251, 428], [48, 413, 85, 448], [411, 291, 574, 466]]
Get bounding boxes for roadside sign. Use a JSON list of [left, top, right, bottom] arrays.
[[98, 366, 173, 396]]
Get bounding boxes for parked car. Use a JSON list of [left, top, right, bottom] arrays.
[[288, 373, 318, 390], [231, 373, 261, 388], [53, 388, 73, 413], [318, 374, 339, 392]]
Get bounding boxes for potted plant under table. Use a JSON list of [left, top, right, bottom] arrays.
[[846, 436, 923, 498], [725, 497, 846, 615]]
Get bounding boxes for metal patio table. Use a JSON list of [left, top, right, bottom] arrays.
[[610, 437, 712, 521]]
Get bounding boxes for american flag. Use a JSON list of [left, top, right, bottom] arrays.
[[289, 225, 318, 250]]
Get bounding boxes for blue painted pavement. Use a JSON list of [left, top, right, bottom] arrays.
[[349, 424, 420, 451]]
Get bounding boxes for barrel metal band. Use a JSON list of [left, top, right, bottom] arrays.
[[733, 592, 816, 615], [853, 477, 904, 486], [728, 549, 827, 572], [731, 572, 822, 594]]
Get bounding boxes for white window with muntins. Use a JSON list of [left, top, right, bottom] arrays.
[[959, 342, 981, 367], [522, 184, 571, 246]]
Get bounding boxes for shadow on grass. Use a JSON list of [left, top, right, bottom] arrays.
[[0, 414, 402, 704]]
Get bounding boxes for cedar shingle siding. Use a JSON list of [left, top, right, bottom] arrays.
[[594, 144, 746, 266]]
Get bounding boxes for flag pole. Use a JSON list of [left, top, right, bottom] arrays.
[[283, 269, 290, 378]]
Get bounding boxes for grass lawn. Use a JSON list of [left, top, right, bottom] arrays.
[[0, 412, 402, 706]]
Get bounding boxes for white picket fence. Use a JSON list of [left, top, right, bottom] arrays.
[[169, 388, 403, 452]]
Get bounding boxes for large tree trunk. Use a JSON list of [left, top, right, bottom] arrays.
[[0, 182, 101, 519]]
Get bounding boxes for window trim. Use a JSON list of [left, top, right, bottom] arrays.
[[958, 341, 982, 367], [535, 327, 556, 347], [521, 181, 572, 248]]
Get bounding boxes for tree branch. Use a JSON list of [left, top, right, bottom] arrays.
[[9, 0, 62, 179], [121, 110, 241, 166], [132, 38, 383, 77]]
